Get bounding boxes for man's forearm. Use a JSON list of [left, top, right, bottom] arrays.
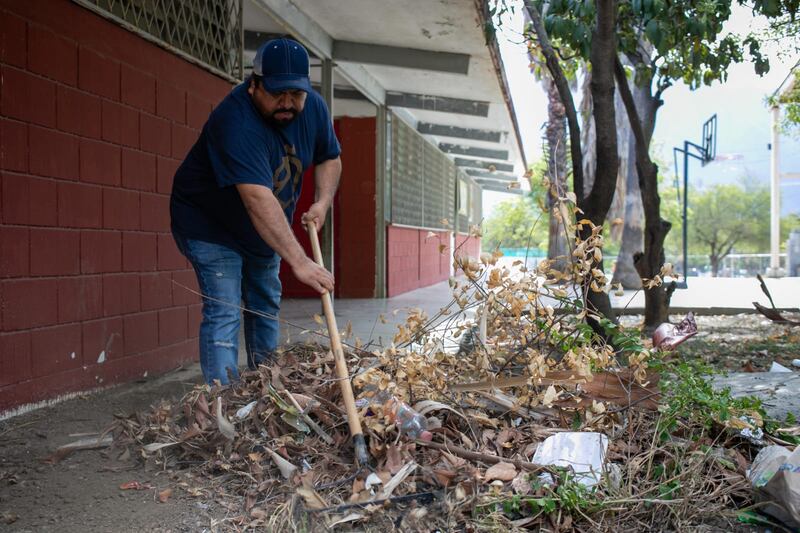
[[236, 184, 307, 267], [314, 157, 342, 207]]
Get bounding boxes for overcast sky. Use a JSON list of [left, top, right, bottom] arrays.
[[488, 5, 800, 218]]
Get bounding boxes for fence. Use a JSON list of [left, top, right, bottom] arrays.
[[73, 0, 244, 81], [496, 252, 790, 279]]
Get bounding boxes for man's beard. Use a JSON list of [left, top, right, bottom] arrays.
[[267, 108, 297, 127]]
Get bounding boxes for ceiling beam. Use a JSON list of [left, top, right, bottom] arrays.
[[455, 157, 514, 172], [333, 41, 470, 74], [476, 181, 524, 195], [246, 31, 471, 75], [249, 0, 386, 105], [340, 64, 386, 106], [439, 143, 508, 160], [418, 122, 506, 143], [310, 83, 372, 102], [249, 0, 332, 57], [465, 169, 517, 181], [321, 87, 494, 119], [244, 30, 285, 52], [386, 92, 489, 116]]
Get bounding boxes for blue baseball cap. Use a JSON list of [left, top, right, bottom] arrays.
[[252, 38, 312, 93]]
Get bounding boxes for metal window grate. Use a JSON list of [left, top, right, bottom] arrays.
[[73, 0, 243, 81], [391, 115, 455, 230]]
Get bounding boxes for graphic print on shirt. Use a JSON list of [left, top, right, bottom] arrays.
[[272, 144, 303, 212]]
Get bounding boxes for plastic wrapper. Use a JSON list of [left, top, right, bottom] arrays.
[[749, 445, 800, 528], [531, 432, 608, 487]]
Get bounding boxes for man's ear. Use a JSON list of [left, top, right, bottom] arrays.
[[247, 77, 256, 96]]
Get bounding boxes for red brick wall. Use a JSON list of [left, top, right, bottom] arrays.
[[386, 226, 450, 297], [0, 0, 231, 413]]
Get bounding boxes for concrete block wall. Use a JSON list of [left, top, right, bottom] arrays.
[[0, 0, 231, 413], [455, 233, 481, 263], [387, 226, 453, 297]]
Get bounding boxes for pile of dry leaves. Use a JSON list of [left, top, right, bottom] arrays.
[[112, 219, 775, 531]]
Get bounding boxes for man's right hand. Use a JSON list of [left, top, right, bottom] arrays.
[[292, 258, 335, 294]]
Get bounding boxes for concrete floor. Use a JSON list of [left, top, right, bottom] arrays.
[[276, 275, 800, 348], [611, 275, 800, 314], [278, 281, 458, 349], [231, 273, 798, 369]]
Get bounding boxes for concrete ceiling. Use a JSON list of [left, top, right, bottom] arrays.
[[243, 0, 526, 183]]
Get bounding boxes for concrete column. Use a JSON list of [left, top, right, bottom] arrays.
[[374, 105, 387, 298], [320, 58, 335, 276], [768, 105, 784, 277]]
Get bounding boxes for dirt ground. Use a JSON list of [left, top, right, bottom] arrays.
[[620, 313, 800, 371], [1, 313, 798, 533], [0, 366, 220, 532]]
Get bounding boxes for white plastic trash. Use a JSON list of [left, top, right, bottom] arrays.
[[792, 359, 800, 368], [531, 432, 609, 487], [749, 445, 800, 527], [235, 400, 257, 419], [769, 362, 793, 373]]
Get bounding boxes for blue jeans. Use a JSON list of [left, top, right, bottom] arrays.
[[173, 233, 281, 385]]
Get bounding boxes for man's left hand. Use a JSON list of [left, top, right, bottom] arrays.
[[301, 201, 329, 231]]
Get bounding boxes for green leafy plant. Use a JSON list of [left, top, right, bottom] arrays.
[[652, 356, 767, 441]]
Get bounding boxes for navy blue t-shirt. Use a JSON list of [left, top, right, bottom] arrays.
[[170, 83, 341, 257]]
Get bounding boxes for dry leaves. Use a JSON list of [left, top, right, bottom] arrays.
[[157, 488, 172, 503], [119, 481, 152, 491], [484, 462, 517, 482]]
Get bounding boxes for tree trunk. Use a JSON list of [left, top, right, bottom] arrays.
[[613, 77, 658, 290], [613, 134, 643, 288], [711, 256, 719, 277], [583, 0, 619, 325], [579, 68, 596, 199], [614, 58, 675, 332], [526, 1, 618, 327], [543, 76, 569, 268], [637, 248, 672, 328], [579, 66, 629, 233]]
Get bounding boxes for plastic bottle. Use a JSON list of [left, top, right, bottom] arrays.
[[360, 390, 433, 441]]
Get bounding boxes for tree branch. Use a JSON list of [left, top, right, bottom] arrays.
[[721, 240, 737, 259], [654, 77, 672, 102], [524, 2, 585, 203], [552, 45, 580, 62]]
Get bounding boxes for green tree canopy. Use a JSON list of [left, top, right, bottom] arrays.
[[483, 196, 549, 253], [689, 182, 769, 275]]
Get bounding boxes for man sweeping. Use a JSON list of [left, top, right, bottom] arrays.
[[170, 38, 341, 384]]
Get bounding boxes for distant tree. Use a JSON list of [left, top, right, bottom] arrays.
[[523, 14, 577, 269], [483, 196, 549, 252], [690, 183, 769, 276], [782, 213, 800, 244], [774, 69, 800, 136]]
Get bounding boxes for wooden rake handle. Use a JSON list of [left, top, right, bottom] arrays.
[[305, 221, 369, 466]]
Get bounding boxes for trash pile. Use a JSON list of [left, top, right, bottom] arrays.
[[113, 342, 665, 531], [111, 224, 798, 531]]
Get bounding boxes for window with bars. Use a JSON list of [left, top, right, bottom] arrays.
[[73, 0, 244, 81]]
